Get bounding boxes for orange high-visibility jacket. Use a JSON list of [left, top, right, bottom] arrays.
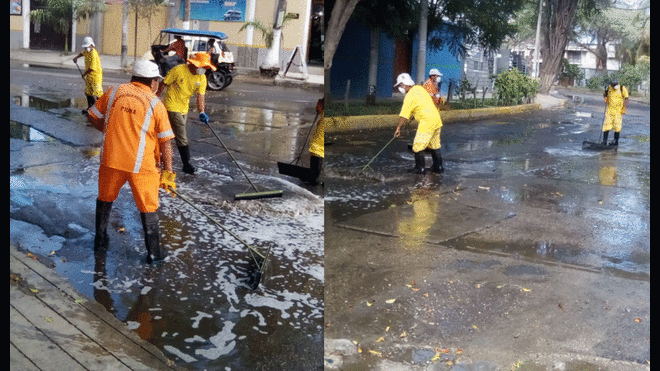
[[89, 82, 174, 174]]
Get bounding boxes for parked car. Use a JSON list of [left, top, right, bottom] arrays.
[[150, 28, 236, 91], [223, 10, 242, 21]]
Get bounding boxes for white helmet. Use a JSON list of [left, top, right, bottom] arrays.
[[429, 68, 442, 77], [81, 37, 95, 48], [132, 60, 162, 79], [394, 73, 415, 87]]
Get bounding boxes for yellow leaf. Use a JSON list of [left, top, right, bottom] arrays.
[[522, 288, 531, 292], [376, 336, 385, 343], [366, 301, 373, 307], [400, 331, 407, 338], [386, 299, 396, 304], [44, 317, 53, 323], [30, 288, 39, 294], [49, 251, 56, 256], [385, 326, 390, 332], [431, 352, 440, 362], [368, 349, 382, 357], [472, 325, 478, 329], [635, 318, 642, 323], [358, 346, 362, 353], [456, 348, 463, 354]]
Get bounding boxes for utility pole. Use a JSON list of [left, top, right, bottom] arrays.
[[182, 0, 190, 30], [120, 0, 129, 68], [532, 0, 543, 79], [416, 0, 428, 84]]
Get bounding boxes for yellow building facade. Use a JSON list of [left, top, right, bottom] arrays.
[[10, 0, 323, 67]]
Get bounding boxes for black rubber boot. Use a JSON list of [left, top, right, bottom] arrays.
[[140, 211, 165, 263], [178, 146, 196, 174], [408, 152, 426, 174], [94, 200, 113, 251], [429, 149, 444, 173], [309, 156, 323, 185], [613, 131, 620, 146], [601, 130, 610, 145]]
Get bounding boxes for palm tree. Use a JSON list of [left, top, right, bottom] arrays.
[[30, 0, 104, 52], [239, 12, 297, 76]]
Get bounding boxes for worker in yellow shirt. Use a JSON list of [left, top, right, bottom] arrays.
[[159, 52, 216, 174], [394, 73, 444, 174], [308, 98, 325, 185], [73, 37, 103, 112], [87, 60, 176, 263], [602, 80, 629, 146]]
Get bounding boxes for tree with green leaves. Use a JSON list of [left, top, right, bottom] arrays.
[[324, 0, 526, 100], [30, 0, 105, 52]]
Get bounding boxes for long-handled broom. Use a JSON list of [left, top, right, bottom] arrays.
[[201, 119, 283, 200], [172, 189, 271, 289], [276, 111, 320, 183], [583, 106, 618, 151]]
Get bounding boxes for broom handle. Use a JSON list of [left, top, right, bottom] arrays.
[[202, 120, 259, 192], [292, 111, 321, 165], [362, 135, 396, 171], [171, 189, 265, 260]]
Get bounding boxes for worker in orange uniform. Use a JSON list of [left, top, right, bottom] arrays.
[[159, 52, 216, 174], [422, 68, 445, 109], [162, 34, 186, 61], [87, 59, 176, 263]]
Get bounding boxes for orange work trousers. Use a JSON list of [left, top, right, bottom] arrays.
[[98, 165, 160, 213]]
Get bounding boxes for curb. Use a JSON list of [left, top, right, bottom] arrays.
[[325, 102, 550, 133]]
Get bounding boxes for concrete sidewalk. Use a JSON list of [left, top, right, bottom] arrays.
[[9, 48, 323, 90], [10, 244, 184, 371], [325, 94, 568, 133]]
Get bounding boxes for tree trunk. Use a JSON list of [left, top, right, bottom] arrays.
[[538, 0, 579, 94], [324, 0, 362, 101], [366, 29, 379, 104]]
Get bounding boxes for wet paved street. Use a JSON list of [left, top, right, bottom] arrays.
[[324, 91, 649, 369], [11, 61, 324, 370]]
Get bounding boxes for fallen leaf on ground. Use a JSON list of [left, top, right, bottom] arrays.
[[399, 331, 407, 338], [635, 318, 642, 323], [385, 326, 390, 332], [376, 337, 385, 343], [368, 349, 382, 357], [386, 299, 396, 304]]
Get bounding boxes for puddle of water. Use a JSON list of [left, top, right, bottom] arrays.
[[10, 121, 58, 142]]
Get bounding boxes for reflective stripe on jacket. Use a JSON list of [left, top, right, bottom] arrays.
[[89, 82, 174, 174]]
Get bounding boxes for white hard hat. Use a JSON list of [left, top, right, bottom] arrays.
[[429, 68, 442, 76], [81, 37, 95, 48], [132, 59, 162, 79], [394, 73, 415, 87]]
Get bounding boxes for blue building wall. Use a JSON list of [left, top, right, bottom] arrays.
[[330, 19, 395, 99], [330, 18, 462, 99], [411, 28, 463, 96]]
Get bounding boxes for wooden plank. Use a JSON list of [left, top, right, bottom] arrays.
[[10, 283, 133, 371], [10, 305, 87, 371], [10, 247, 176, 371], [10, 342, 41, 371]]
